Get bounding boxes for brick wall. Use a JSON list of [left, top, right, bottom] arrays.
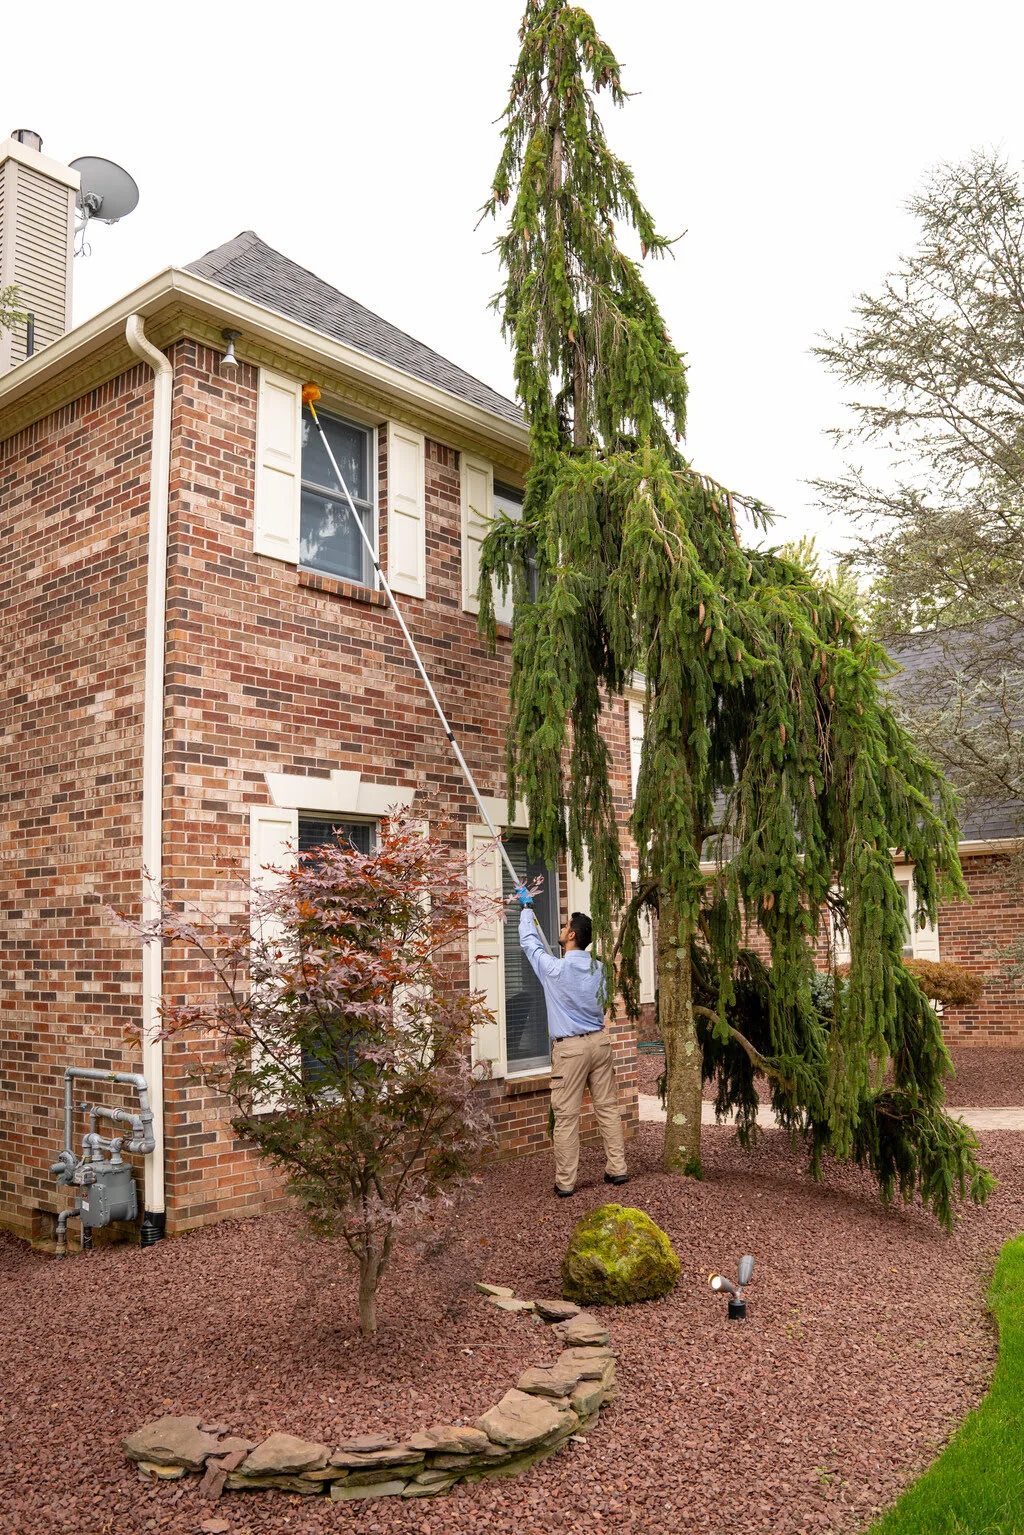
[[935, 852, 1024, 1045], [160, 341, 638, 1230], [0, 337, 639, 1243], [0, 366, 154, 1240]]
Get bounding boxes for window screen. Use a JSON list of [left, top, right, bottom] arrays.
[[501, 834, 557, 1074], [300, 407, 375, 586]]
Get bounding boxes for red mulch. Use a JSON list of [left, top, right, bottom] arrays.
[[636, 1045, 1024, 1107], [3, 1123, 1023, 1535]]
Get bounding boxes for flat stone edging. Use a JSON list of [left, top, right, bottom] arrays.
[[124, 1291, 619, 1504]]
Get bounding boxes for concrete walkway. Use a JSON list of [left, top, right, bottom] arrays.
[[637, 1094, 1024, 1133]]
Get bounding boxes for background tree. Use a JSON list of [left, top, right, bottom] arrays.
[[815, 152, 1024, 837], [478, 0, 992, 1224], [138, 810, 498, 1336], [0, 285, 25, 335]]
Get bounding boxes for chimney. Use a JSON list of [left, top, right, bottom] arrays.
[[0, 130, 80, 376]]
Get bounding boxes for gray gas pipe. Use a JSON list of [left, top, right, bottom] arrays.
[[50, 1068, 155, 1256]]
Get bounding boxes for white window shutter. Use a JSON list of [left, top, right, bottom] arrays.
[[462, 455, 505, 618], [638, 910, 656, 1006], [248, 806, 298, 1107], [565, 848, 592, 921], [249, 806, 298, 943], [387, 422, 426, 597], [625, 700, 656, 1002], [628, 699, 645, 800], [254, 371, 302, 562], [467, 827, 504, 1073]]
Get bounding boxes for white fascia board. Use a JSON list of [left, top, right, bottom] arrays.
[[0, 266, 529, 463]]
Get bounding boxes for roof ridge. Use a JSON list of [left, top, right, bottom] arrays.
[[183, 232, 522, 427]]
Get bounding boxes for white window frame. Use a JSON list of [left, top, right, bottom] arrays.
[[625, 689, 657, 1005], [299, 403, 379, 590], [467, 798, 560, 1082], [831, 861, 939, 965]]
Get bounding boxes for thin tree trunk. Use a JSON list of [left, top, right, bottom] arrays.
[[358, 1250, 380, 1336], [658, 891, 703, 1176]]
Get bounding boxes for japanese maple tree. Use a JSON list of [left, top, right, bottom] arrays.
[[140, 809, 499, 1335]]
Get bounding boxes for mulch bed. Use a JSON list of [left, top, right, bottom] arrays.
[[636, 1045, 1024, 1107], [3, 1123, 1024, 1535]]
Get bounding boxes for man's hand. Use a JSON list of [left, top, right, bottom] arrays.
[[515, 885, 534, 908]]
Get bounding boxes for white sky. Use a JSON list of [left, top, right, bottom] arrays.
[[9, 0, 1024, 554]]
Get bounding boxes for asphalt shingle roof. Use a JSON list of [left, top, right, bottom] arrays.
[[886, 626, 1023, 843], [185, 231, 523, 428]]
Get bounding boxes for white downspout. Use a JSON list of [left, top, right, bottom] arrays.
[[125, 314, 171, 1237]]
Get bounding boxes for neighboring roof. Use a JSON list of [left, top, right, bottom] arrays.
[[886, 624, 1024, 844], [185, 231, 523, 428]]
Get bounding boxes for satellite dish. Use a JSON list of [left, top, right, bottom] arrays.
[[69, 156, 139, 225]]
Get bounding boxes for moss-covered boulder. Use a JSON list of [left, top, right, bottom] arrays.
[[561, 1204, 680, 1306]]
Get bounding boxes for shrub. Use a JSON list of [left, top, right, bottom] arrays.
[[136, 808, 504, 1335], [903, 959, 985, 1008]]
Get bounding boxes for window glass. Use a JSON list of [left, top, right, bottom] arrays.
[[501, 833, 557, 1074], [298, 816, 374, 857], [296, 816, 376, 1087], [300, 406, 374, 585]]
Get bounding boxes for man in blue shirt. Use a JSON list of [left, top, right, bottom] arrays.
[[517, 890, 628, 1197]]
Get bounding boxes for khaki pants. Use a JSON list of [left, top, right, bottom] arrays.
[[550, 1030, 627, 1192]]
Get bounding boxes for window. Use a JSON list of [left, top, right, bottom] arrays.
[[295, 816, 376, 1086], [501, 834, 558, 1075], [300, 406, 375, 586], [297, 815, 375, 858], [494, 481, 538, 604], [831, 865, 939, 964]]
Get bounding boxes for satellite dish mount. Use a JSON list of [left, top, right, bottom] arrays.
[[69, 156, 139, 256]]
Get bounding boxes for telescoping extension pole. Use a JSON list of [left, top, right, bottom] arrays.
[[301, 384, 553, 955]]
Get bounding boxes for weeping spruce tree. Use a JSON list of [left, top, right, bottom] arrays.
[[478, 0, 993, 1226]]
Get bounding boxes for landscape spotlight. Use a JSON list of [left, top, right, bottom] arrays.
[[709, 1254, 755, 1320]]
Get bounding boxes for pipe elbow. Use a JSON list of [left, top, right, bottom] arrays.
[[125, 315, 172, 379]]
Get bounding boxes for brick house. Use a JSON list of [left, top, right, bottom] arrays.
[[1, 131, 1020, 1250], [0, 133, 654, 1245]]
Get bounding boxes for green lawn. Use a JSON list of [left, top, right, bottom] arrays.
[[868, 1233, 1024, 1534]]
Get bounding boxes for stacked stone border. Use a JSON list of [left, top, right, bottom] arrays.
[[124, 1292, 618, 1504]]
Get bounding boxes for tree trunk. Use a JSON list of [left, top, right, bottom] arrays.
[[358, 1249, 380, 1336], [658, 891, 704, 1176]]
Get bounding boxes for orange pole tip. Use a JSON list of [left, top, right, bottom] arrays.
[[302, 383, 321, 406]]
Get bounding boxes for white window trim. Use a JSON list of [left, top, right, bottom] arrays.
[[467, 808, 559, 1082], [624, 688, 656, 1005]]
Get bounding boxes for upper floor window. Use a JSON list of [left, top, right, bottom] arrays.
[[300, 406, 375, 587], [494, 480, 538, 606]]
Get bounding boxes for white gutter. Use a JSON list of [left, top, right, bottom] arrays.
[[125, 314, 171, 1231]]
